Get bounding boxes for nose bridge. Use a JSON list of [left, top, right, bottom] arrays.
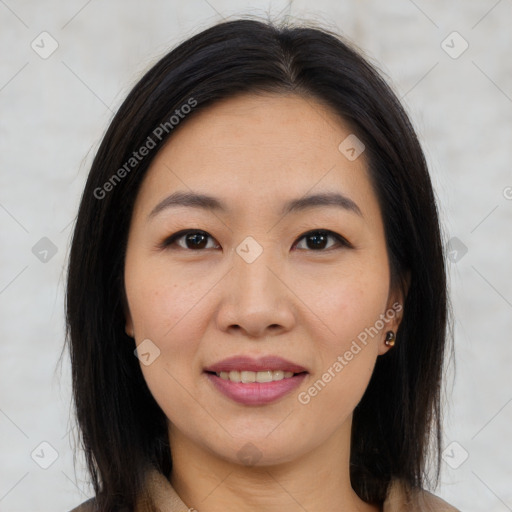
[[216, 237, 294, 336], [236, 245, 278, 297]]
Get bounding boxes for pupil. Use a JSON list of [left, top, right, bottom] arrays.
[[309, 232, 327, 249], [187, 232, 207, 249]]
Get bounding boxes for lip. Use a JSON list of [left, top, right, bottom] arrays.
[[205, 372, 308, 405], [203, 355, 309, 406], [203, 355, 308, 374]]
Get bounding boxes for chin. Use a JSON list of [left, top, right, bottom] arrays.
[[207, 435, 310, 469]]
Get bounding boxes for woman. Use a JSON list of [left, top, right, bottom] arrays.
[[67, 18, 460, 512]]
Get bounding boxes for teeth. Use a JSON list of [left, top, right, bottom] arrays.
[[216, 370, 296, 382]]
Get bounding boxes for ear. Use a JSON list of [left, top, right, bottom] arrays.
[[125, 312, 134, 338], [378, 270, 410, 355], [122, 289, 135, 339]]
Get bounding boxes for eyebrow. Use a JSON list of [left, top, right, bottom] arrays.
[[147, 190, 362, 220]]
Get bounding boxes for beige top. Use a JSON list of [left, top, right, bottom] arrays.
[[70, 466, 461, 511]]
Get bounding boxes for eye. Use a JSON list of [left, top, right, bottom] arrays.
[[159, 229, 351, 252], [294, 230, 351, 251], [160, 230, 219, 250]]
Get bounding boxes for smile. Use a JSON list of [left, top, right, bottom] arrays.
[[205, 371, 308, 405], [215, 370, 296, 383]]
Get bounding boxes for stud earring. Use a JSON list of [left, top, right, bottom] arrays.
[[384, 331, 395, 347]]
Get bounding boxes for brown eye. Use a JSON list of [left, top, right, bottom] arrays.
[[294, 230, 350, 251], [162, 230, 219, 250]]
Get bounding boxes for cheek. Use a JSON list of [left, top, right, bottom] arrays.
[[124, 257, 212, 404], [298, 263, 388, 417], [125, 255, 210, 340], [127, 263, 208, 420], [308, 263, 390, 351], [299, 299, 380, 430]]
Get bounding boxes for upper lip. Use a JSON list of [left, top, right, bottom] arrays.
[[204, 355, 308, 374]]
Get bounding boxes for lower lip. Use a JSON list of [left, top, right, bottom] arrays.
[[205, 372, 308, 405]]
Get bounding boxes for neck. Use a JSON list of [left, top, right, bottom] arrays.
[[168, 420, 381, 512]]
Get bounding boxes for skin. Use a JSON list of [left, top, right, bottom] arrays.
[[124, 92, 406, 512]]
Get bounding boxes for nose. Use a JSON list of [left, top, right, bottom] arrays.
[[215, 247, 296, 339]]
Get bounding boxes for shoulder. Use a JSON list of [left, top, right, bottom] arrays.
[[416, 489, 461, 511], [384, 479, 461, 512]]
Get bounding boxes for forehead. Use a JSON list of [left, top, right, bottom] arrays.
[[132, 92, 378, 220], [164, 92, 355, 167]]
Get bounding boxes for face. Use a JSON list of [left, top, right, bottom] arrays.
[[123, 93, 404, 467]]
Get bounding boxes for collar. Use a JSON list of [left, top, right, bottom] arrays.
[[135, 466, 459, 512]]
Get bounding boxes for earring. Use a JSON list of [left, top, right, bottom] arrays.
[[384, 331, 395, 347]]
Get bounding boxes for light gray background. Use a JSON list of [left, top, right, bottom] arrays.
[[1, 1, 511, 511]]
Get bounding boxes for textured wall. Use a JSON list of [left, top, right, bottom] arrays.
[[1, 1, 511, 511]]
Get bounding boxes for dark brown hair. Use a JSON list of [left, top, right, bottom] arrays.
[[65, 17, 452, 511]]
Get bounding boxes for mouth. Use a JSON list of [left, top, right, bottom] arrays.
[[203, 355, 309, 405], [203, 354, 308, 374], [203, 368, 308, 406], [205, 369, 306, 383]]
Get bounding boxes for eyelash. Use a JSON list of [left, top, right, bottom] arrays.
[[159, 229, 352, 252]]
